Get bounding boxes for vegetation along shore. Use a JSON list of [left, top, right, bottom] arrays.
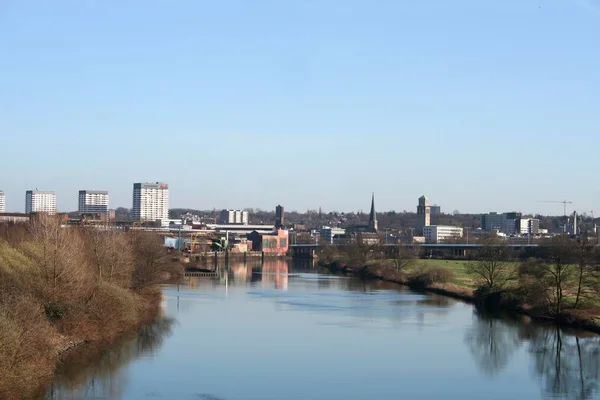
[[0, 216, 182, 400], [318, 236, 600, 333]]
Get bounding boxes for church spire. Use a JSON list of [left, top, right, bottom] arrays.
[[369, 192, 378, 232]]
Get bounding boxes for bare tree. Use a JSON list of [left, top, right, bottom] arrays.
[[130, 232, 169, 290], [84, 229, 134, 288], [466, 236, 514, 290], [389, 245, 418, 272], [573, 236, 599, 309], [519, 236, 577, 316]]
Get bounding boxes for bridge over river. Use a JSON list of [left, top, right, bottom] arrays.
[[290, 242, 542, 259]]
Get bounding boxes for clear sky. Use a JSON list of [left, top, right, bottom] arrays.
[[1, 0, 599, 215]]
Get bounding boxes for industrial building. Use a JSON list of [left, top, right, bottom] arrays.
[[78, 190, 109, 216], [219, 209, 249, 225], [423, 225, 463, 243], [0, 213, 30, 224], [247, 229, 289, 255], [132, 182, 169, 222], [25, 190, 56, 215]]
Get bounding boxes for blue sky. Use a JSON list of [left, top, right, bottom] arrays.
[[1, 0, 599, 214]]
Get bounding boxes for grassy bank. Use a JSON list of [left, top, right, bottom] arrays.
[[0, 216, 182, 400], [320, 238, 600, 333]]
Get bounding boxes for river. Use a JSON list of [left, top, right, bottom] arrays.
[[43, 259, 600, 400]]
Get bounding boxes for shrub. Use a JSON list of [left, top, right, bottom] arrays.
[[407, 265, 454, 290]]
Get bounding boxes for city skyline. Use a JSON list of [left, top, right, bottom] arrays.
[[1, 1, 599, 214], [0, 185, 593, 217]]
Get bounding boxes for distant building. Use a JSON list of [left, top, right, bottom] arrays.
[[247, 229, 289, 254], [0, 213, 30, 224], [504, 212, 522, 235], [132, 182, 169, 222], [481, 212, 506, 231], [25, 190, 56, 215], [319, 226, 346, 244], [78, 190, 109, 216], [219, 209, 249, 225], [423, 225, 463, 243], [275, 205, 284, 229], [514, 218, 540, 235], [0, 191, 4, 213], [417, 196, 431, 234], [430, 205, 441, 215]]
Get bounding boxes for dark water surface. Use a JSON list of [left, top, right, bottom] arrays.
[[44, 260, 600, 400]]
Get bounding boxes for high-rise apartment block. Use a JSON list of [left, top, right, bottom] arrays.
[[0, 191, 4, 213], [219, 209, 249, 225], [132, 182, 169, 222], [417, 195, 431, 234], [78, 190, 109, 216], [25, 190, 56, 214]]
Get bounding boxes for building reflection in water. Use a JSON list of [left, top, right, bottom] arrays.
[[259, 260, 289, 290]]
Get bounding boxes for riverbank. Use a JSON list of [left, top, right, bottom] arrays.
[[0, 218, 183, 400], [321, 260, 600, 334]]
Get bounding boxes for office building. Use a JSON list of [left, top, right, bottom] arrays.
[[275, 205, 284, 229], [78, 190, 109, 216], [0, 191, 4, 213], [25, 190, 56, 215], [481, 212, 506, 232], [132, 182, 169, 222], [219, 209, 249, 225], [423, 225, 463, 243], [514, 217, 540, 235], [417, 196, 431, 234], [319, 226, 346, 244], [430, 205, 441, 215]]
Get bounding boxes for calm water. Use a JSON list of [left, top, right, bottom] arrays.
[[44, 260, 600, 400]]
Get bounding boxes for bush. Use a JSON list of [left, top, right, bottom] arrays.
[[0, 217, 177, 399], [407, 265, 454, 290]]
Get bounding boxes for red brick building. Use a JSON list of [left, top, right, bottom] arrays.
[[247, 229, 289, 255]]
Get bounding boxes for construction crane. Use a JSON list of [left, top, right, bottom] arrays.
[[538, 200, 573, 216]]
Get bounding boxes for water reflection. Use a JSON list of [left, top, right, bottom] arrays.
[[465, 310, 600, 399], [44, 316, 174, 400], [42, 260, 600, 400], [465, 311, 523, 377], [525, 325, 600, 399]]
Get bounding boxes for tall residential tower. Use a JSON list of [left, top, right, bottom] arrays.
[[132, 182, 169, 222], [78, 190, 109, 216], [25, 190, 56, 214], [0, 191, 4, 213]]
